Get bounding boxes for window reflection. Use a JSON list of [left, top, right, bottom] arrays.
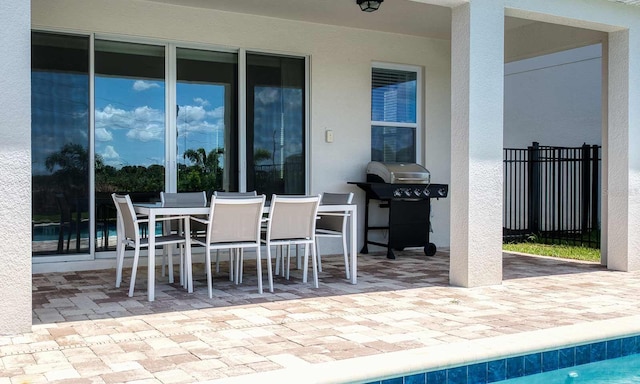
[[94, 40, 166, 251], [247, 54, 305, 195], [31, 32, 90, 255], [177, 48, 238, 193]]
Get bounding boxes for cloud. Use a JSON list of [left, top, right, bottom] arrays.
[[207, 106, 225, 119], [178, 105, 207, 122], [95, 104, 165, 142], [126, 123, 164, 142], [194, 97, 210, 107], [95, 127, 113, 142], [102, 145, 119, 159], [133, 80, 160, 91]]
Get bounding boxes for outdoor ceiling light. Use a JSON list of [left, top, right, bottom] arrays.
[[357, 0, 384, 12]]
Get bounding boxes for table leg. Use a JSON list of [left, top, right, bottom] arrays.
[[148, 213, 156, 302], [350, 205, 357, 284]]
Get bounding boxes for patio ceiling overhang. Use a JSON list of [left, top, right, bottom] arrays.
[[145, 0, 607, 61]]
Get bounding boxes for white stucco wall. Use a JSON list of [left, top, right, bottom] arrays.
[[31, 0, 453, 254], [0, 0, 32, 334], [504, 44, 602, 148]]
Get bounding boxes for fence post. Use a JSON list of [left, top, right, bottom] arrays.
[[527, 142, 541, 234], [581, 143, 591, 235], [591, 145, 599, 233]]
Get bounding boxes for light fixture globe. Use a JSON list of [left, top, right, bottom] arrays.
[[357, 0, 384, 12]]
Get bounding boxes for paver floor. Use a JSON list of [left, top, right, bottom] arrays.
[[2, 249, 640, 383]]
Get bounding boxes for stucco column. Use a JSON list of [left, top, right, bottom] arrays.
[[606, 28, 640, 271], [0, 1, 32, 334], [450, 1, 504, 287]]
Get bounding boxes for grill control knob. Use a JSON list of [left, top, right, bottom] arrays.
[[404, 189, 411, 197], [413, 189, 422, 197], [438, 188, 446, 197], [423, 188, 431, 197]]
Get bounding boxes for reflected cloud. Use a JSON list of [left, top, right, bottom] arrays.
[[95, 128, 113, 142], [126, 123, 164, 142], [194, 97, 210, 106], [133, 80, 160, 91]]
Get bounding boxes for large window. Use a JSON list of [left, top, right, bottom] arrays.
[[371, 65, 420, 163], [31, 32, 308, 256], [31, 32, 90, 256]]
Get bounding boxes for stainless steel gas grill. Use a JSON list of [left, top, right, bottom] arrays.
[[350, 162, 448, 259]]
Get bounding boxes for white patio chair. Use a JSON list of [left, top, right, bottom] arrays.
[[190, 195, 266, 298], [159, 191, 207, 286], [263, 194, 321, 288], [111, 193, 191, 297], [212, 191, 258, 279], [315, 192, 354, 279]]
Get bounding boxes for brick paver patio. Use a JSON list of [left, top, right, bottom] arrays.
[[2, 249, 640, 383]]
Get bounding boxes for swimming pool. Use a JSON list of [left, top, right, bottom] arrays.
[[363, 335, 640, 384]]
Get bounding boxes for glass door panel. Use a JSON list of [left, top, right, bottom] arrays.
[[94, 40, 166, 251], [246, 54, 305, 196], [176, 48, 238, 193], [31, 32, 90, 256]]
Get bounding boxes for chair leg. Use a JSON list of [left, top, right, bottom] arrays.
[[255, 247, 263, 294], [167, 245, 174, 284], [205, 247, 213, 299], [316, 240, 323, 272], [185, 242, 193, 293], [302, 244, 308, 284], [239, 249, 244, 284], [311, 243, 319, 289], [342, 235, 350, 280], [128, 247, 141, 297], [115, 242, 125, 288], [215, 249, 221, 274], [285, 245, 291, 280], [266, 245, 274, 293], [229, 249, 235, 282]]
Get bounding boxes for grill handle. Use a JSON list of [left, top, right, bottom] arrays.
[[394, 177, 430, 184]]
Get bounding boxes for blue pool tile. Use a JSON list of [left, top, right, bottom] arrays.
[[559, 347, 575, 368], [576, 344, 591, 365], [427, 369, 447, 384], [447, 366, 467, 384], [468, 362, 487, 384], [542, 350, 559, 372], [487, 359, 506, 383], [607, 339, 622, 359], [621, 336, 636, 356], [635, 336, 640, 354], [506, 356, 524, 379], [524, 353, 542, 375], [590, 341, 606, 362], [405, 373, 427, 384], [364, 381, 380, 384], [381, 378, 403, 384]]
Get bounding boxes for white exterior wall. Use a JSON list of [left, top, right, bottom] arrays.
[[0, 0, 32, 334], [504, 44, 603, 148], [31, 0, 453, 255]]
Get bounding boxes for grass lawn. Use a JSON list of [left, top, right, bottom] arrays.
[[502, 242, 600, 262]]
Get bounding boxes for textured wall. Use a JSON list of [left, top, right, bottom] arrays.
[[0, 0, 32, 334]]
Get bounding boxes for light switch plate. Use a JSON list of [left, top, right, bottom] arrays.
[[325, 130, 334, 143]]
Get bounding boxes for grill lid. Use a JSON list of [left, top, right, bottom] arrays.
[[366, 161, 430, 184]]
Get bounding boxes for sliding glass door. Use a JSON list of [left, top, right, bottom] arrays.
[[246, 53, 306, 196], [94, 40, 166, 251], [31, 32, 90, 256], [176, 48, 238, 193], [31, 32, 308, 256]]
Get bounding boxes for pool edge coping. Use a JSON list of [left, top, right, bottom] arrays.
[[199, 314, 640, 384]]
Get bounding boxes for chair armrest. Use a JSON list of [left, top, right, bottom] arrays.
[[190, 216, 209, 224], [317, 212, 349, 217]]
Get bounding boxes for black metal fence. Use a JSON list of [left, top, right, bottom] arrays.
[[503, 142, 601, 248]]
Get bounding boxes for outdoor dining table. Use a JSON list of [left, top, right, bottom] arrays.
[[129, 200, 358, 301]]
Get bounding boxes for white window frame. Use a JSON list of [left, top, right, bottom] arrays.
[[371, 62, 423, 165]]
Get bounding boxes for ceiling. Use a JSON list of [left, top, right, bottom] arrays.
[[144, 0, 538, 40]]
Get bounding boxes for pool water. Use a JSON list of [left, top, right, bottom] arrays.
[[499, 354, 640, 383]]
